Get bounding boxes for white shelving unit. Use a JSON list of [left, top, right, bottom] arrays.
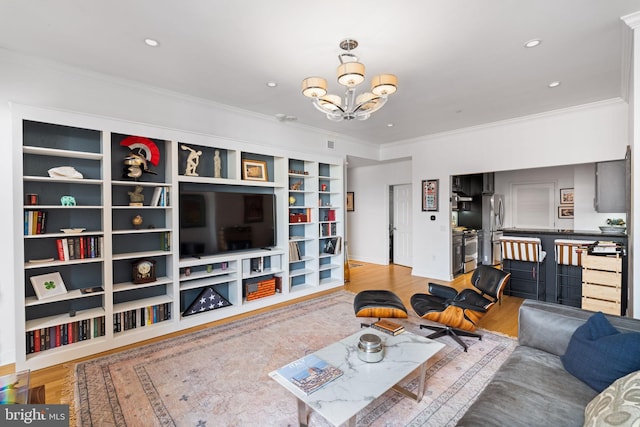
[[13, 105, 344, 370]]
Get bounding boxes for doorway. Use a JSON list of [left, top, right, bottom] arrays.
[[390, 184, 412, 267]]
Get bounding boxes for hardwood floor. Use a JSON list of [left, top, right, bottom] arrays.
[[1, 261, 522, 404]]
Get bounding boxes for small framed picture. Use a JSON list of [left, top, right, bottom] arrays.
[[558, 206, 574, 219], [242, 159, 268, 181], [346, 192, 355, 212], [422, 179, 439, 212], [30, 272, 67, 300], [560, 188, 574, 205]]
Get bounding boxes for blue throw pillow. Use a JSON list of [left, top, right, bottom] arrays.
[[561, 312, 640, 392]]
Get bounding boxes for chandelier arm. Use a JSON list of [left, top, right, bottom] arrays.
[[353, 95, 388, 115], [310, 97, 346, 114]]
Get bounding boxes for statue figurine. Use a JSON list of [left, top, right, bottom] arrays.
[[128, 185, 145, 206], [214, 150, 222, 178], [181, 145, 202, 176]]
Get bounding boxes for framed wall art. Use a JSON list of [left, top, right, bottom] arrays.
[[346, 192, 354, 212], [558, 206, 574, 219], [422, 179, 439, 212], [560, 188, 574, 205], [242, 159, 268, 181]]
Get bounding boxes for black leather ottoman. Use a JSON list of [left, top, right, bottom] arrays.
[[353, 290, 408, 319]]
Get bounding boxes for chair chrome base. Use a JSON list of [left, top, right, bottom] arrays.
[[419, 324, 481, 352]]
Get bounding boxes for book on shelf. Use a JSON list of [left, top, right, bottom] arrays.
[[275, 354, 343, 395], [24, 210, 47, 235], [372, 319, 405, 336], [289, 241, 302, 262], [150, 186, 170, 207]]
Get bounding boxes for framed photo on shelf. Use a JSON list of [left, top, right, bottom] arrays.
[[422, 179, 439, 212], [242, 159, 268, 181], [346, 192, 354, 212], [560, 188, 574, 205], [558, 205, 574, 219], [30, 272, 67, 300]]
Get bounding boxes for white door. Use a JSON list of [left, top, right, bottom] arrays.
[[393, 184, 412, 267]]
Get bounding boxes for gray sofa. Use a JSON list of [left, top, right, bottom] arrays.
[[456, 299, 640, 427]]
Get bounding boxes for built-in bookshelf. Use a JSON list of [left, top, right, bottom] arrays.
[[288, 159, 318, 291], [13, 105, 344, 370]]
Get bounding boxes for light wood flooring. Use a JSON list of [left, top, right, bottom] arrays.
[[1, 261, 522, 404]]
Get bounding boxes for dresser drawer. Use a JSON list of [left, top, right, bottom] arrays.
[[582, 283, 621, 301], [582, 269, 621, 287], [582, 254, 621, 272], [582, 297, 621, 315]]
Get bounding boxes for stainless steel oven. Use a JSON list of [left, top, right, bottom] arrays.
[[463, 230, 478, 273]]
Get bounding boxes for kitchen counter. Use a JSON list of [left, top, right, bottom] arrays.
[[500, 229, 627, 314], [501, 228, 627, 238]]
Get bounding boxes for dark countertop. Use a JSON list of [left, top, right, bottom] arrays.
[[501, 228, 627, 239]]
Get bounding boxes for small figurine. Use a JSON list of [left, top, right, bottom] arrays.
[[181, 145, 203, 176], [128, 185, 145, 206], [214, 150, 222, 178], [60, 195, 76, 206], [132, 214, 143, 229]]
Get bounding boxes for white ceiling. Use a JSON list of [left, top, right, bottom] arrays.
[[1, 0, 640, 145]]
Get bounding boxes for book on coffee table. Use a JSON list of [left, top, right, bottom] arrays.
[[372, 319, 405, 336], [275, 354, 343, 395]]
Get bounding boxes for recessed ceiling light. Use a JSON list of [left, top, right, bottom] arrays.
[[266, 81, 277, 88], [548, 81, 561, 88], [524, 39, 542, 48], [144, 38, 159, 47], [387, 123, 394, 127]]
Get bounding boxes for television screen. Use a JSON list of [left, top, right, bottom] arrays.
[[179, 188, 276, 257]]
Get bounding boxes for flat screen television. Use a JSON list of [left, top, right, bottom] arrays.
[[179, 188, 276, 257]]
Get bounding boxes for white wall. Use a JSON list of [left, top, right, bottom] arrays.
[[373, 100, 629, 281], [347, 160, 412, 264], [0, 49, 381, 366]]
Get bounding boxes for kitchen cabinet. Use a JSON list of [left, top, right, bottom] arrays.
[[595, 160, 626, 213]]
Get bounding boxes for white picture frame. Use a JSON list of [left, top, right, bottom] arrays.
[[30, 272, 67, 300]]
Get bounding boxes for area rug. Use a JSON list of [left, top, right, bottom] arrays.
[[74, 291, 517, 426]]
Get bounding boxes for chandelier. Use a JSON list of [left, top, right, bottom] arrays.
[[301, 39, 398, 121]]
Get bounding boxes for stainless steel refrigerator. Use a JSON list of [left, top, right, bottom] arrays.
[[481, 194, 504, 265]]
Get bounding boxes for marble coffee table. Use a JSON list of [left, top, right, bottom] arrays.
[[269, 328, 445, 427]]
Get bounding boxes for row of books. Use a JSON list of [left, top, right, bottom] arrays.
[[24, 210, 47, 235], [113, 303, 172, 332], [56, 236, 103, 261], [319, 222, 337, 237], [26, 316, 106, 354], [160, 231, 171, 251], [150, 186, 171, 207], [289, 241, 304, 262]]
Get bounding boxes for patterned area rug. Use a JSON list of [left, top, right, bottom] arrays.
[[74, 291, 517, 426]]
